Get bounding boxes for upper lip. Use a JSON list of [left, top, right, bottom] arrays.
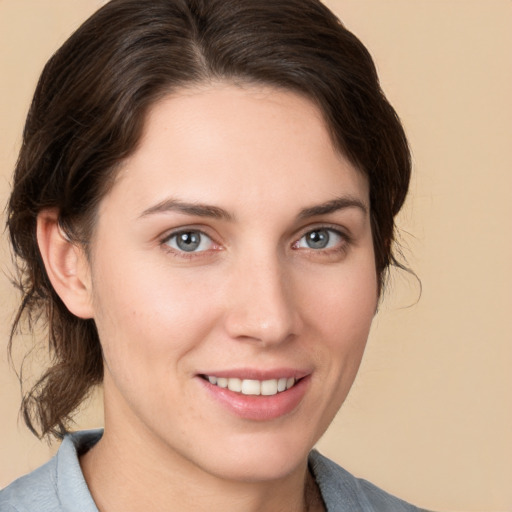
[[197, 368, 311, 381]]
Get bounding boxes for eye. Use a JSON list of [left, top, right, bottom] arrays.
[[164, 230, 214, 253], [294, 228, 344, 250]]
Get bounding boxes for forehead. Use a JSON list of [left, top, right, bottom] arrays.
[[102, 83, 369, 220]]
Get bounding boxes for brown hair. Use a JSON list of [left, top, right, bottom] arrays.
[[7, 0, 411, 439]]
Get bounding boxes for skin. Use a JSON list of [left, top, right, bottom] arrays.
[[40, 84, 378, 512]]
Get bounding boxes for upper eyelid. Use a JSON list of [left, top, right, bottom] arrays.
[[295, 223, 350, 241], [291, 226, 352, 254], [165, 229, 212, 241], [161, 229, 219, 256], [161, 226, 216, 243]]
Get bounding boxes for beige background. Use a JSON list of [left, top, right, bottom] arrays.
[[1, 1, 511, 511]]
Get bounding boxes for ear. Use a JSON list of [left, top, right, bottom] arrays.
[[37, 209, 94, 319]]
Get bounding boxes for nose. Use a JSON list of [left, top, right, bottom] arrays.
[[223, 256, 301, 346]]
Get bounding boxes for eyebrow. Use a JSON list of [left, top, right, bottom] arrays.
[[139, 195, 367, 222], [298, 196, 368, 219], [140, 198, 234, 221]]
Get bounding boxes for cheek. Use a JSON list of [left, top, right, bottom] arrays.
[[302, 258, 377, 335], [287, 259, 377, 441], [298, 257, 378, 381], [90, 257, 218, 380]]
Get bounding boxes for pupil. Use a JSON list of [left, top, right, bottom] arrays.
[[307, 230, 329, 249], [177, 232, 200, 252]]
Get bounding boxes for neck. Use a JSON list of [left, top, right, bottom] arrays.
[[80, 425, 323, 512]]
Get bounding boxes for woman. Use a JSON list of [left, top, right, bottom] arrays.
[[1, 0, 427, 510]]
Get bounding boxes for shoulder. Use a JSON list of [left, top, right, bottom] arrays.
[[0, 456, 59, 512], [309, 450, 432, 512], [0, 430, 102, 512]]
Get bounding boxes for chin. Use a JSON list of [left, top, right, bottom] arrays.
[[188, 429, 316, 483]]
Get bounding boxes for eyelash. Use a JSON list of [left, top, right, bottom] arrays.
[[161, 229, 219, 259], [160, 225, 351, 259], [293, 226, 350, 255]]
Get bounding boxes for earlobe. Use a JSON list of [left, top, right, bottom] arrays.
[[37, 209, 94, 319]]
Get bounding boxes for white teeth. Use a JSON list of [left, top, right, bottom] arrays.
[[241, 379, 261, 395], [206, 375, 297, 396], [227, 378, 242, 392], [261, 379, 278, 396], [217, 377, 228, 388]]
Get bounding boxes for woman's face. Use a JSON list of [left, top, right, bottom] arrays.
[[85, 84, 378, 481]]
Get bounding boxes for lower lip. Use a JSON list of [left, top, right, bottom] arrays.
[[198, 376, 310, 421]]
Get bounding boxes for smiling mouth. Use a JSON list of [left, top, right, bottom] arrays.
[[201, 375, 297, 396]]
